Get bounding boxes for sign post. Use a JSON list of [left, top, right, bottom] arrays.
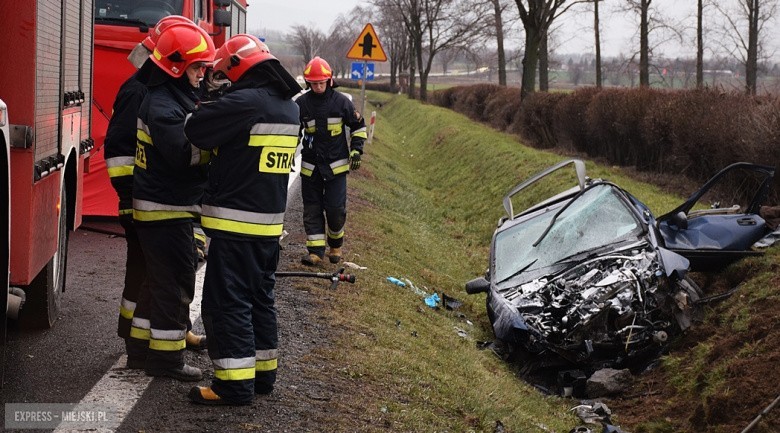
[[346, 23, 387, 120]]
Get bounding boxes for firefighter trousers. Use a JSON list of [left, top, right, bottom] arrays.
[[127, 221, 197, 369], [301, 172, 347, 258], [201, 237, 279, 403], [117, 213, 146, 342]]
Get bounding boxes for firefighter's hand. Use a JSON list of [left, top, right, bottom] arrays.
[[349, 150, 361, 171], [204, 67, 229, 94]]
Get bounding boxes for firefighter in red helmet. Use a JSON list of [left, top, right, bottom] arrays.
[[184, 34, 302, 405], [296, 56, 367, 266], [127, 23, 215, 382], [106, 16, 207, 371]]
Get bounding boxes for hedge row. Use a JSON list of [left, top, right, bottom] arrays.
[[429, 85, 780, 204]]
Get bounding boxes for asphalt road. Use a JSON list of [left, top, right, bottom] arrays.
[[0, 173, 358, 432]]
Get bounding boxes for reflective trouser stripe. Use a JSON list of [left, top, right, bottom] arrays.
[[119, 208, 133, 215], [213, 357, 256, 381], [327, 227, 344, 240], [306, 234, 326, 248], [256, 359, 278, 372], [255, 349, 278, 372], [119, 297, 136, 320], [130, 317, 151, 341], [149, 328, 186, 351], [215, 368, 255, 381]]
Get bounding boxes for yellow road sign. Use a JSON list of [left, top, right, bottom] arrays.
[[346, 23, 387, 62]]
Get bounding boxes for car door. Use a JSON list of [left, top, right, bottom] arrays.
[[656, 162, 775, 271]]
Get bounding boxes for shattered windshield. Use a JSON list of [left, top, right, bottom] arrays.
[[94, 0, 183, 26], [494, 184, 642, 283]]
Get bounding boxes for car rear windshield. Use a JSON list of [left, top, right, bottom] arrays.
[[494, 184, 641, 283]]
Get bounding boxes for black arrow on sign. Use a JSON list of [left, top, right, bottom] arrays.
[[359, 33, 376, 57]]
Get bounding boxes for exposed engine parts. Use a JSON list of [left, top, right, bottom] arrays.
[[504, 248, 700, 368]]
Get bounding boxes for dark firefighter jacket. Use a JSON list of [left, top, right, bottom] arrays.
[[133, 79, 209, 224], [104, 68, 148, 216], [296, 87, 366, 180], [183, 77, 300, 240]]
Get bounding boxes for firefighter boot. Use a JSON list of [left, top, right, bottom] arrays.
[[146, 364, 203, 382], [186, 330, 207, 351], [328, 247, 342, 264], [188, 386, 250, 406], [301, 253, 323, 266]]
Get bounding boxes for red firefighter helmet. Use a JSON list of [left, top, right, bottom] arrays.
[[303, 56, 333, 84], [141, 15, 196, 51], [212, 34, 277, 82], [150, 24, 215, 78]]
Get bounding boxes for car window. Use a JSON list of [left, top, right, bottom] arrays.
[[494, 184, 641, 283]]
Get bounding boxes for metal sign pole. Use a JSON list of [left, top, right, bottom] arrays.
[[360, 61, 367, 118]]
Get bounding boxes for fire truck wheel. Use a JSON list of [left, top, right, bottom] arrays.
[[19, 183, 68, 329]]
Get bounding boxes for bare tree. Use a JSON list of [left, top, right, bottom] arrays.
[[539, 29, 550, 91], [513, 1, 587, 101], [713, 0, 779, 95], [376, 5, 410, 91], [288, 24, 326, 66], [697, 0, 705, 88], [384, 0, 489, 101], [594, 0, 603, 87], [489, 0, 511, 85], [619, 0, 683, 88]]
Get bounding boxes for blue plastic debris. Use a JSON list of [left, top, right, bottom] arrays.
[[424, 293, 441, 308], [386, 277, 406, 287]]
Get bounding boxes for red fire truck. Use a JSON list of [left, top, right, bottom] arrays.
[[1, 0, 95, 336], [86, 0, 248, 216]]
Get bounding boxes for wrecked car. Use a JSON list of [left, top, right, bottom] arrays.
[[466, 160, 775, 379]]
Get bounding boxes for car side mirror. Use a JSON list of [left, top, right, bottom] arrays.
[[670, 211, 688, 230], [465, 277, 490, 295]]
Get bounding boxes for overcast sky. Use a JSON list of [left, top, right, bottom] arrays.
[[247, 0, 779, 62]]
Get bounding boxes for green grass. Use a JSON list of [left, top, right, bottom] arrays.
[[310, 90, 713, 432], [319, 90, 780, 433]]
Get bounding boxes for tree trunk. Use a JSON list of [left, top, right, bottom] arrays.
[[492, 0, 507, 86], [407, 39, 417, 99], [539, 29, 549, 91], [520, 26, 541, 101], [746, 0, 758, 95], [415, 38, 426, 101], [594, 0, 602, 88], [696, 0, 704, 88], [639, 0, 650, 87]]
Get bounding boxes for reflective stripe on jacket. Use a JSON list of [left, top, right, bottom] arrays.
[[133, 81, 207, 224], [184, 77, 300, 239]]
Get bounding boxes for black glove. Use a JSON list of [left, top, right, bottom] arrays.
[[349, 150, 361, 170]]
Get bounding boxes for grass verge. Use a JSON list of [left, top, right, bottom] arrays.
[[314, 91, 779, 433]]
